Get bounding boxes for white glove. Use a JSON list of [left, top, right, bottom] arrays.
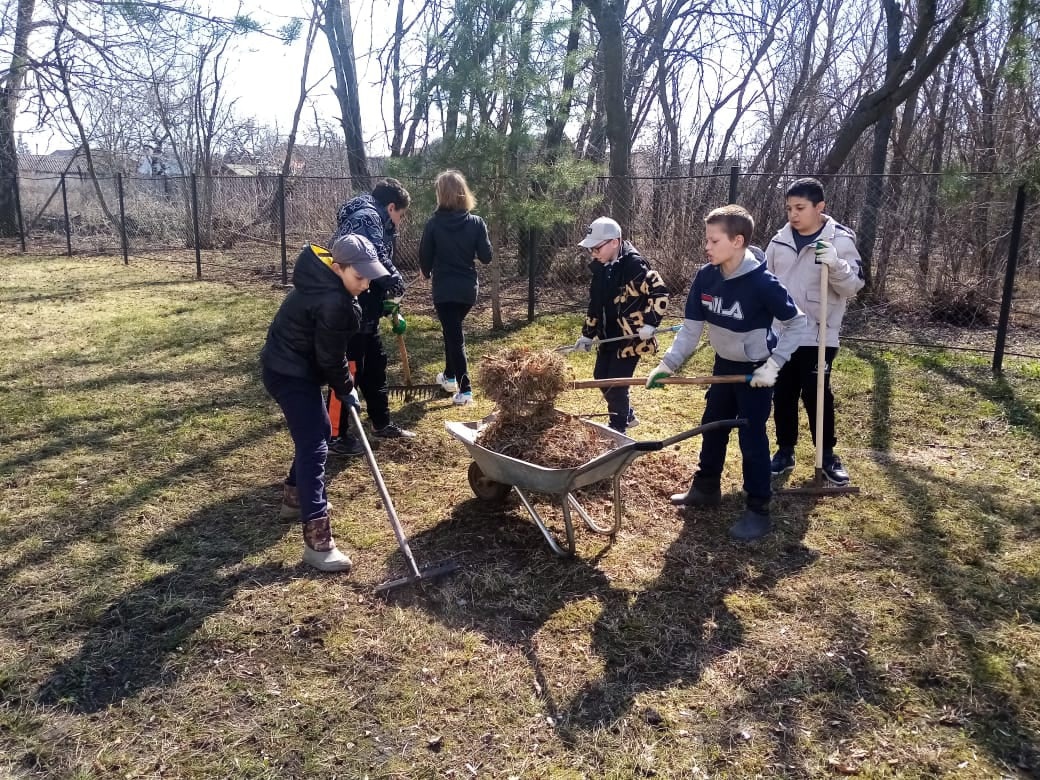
[[645, 362, 672, 389], [574, 336, 595, 352], [637, 324, 656, 341], [750, 357, 781, 388], [814, 240, 839, 268], [345, 388, 361, 409]]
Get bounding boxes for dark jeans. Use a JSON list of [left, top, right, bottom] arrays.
[[773, 345, 839, 453], [341, 331, 391, 432], [435, 301, 474, 393], [694, 356, 773, 511], [262, 366, 331, 523], [593, 347, 640, 432]]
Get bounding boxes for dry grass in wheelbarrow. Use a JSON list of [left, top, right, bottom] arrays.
[[476, 346, 617, 469]]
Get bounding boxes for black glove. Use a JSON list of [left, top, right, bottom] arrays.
[[372, 273, 405, 301]]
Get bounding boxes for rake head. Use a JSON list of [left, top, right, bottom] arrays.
[[387, 383, 444, 402]]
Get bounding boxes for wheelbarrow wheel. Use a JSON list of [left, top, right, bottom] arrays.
[[467, 461, 511, 502]]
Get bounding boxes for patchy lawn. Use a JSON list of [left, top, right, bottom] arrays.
[[1, 254, 1038, 779]]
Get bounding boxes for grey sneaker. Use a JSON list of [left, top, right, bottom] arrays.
[[374, 423, 416, 439], [822, 453, 850, 486], [770, 449, 796, 476], [329, 435, 363, 456]]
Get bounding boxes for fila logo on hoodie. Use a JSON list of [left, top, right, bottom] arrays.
[[701, 294, 744, 320]]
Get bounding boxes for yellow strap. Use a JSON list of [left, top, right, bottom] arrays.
[[310, 243, 333, 268]]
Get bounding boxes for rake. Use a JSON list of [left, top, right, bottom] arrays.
[[555, 324, 682, 353], [386, 312, 444, 401]]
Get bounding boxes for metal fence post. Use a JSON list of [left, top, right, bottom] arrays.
[[13, 173, 26, 252], [527, 227, 537, 322], [117, 173, 129, 265], [190, 173, 202, 279], [279, 174, 288, 286], [728, 165, 740, 204], [992, 185, 1026, 376], [60, 174, 72, 256]]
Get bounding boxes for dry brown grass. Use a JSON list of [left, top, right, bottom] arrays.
[[1, 254, 1039, 778]]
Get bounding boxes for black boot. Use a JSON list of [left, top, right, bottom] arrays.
[[728, 506, 772, 541], [670, 477, 722, 507]]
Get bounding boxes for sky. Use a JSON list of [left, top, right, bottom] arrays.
[[17, 0, 396, 156]]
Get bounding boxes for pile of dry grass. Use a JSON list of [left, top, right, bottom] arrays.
[[476, 346, 615, 470]]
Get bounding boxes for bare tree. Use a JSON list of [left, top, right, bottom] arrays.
[[322, 0, 369, 186]]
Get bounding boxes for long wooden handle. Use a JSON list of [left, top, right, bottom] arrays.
[[568, 374, 750, 389], [396, 330, 412, 386]]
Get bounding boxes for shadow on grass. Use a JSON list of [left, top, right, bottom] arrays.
[[34, 486, 296, 715], [392, 492, 817, 745]]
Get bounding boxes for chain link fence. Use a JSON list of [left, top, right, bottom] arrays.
[[8, 168, 1039, 360]]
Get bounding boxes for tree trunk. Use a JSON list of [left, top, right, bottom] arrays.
[[323, 0, 370, 187], [584, 0, 632, 218], [0, 0, 37, 237], [917, 53, 958, 288]]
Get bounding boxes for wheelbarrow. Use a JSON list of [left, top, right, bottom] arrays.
[[445, 416, 743, 557]]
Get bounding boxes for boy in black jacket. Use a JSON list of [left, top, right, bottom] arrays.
[[260, 235, 389, 572], [574, 217, 669, 433]]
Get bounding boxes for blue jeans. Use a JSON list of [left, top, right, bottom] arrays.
[[262, 366, 331, 522], [695, 356, 773, 511]]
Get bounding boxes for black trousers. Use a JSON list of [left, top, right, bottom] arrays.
[[339, 330, 391, 432], [772, 345, 839, 453], [593, 347, 640, 432], [434, 301, 474, 394]]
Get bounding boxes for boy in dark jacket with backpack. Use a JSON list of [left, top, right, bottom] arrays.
[[573, 216, 669, 433], [260, 235, 390, 572]]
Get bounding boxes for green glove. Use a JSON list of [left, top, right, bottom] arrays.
[[382, 299, 401, 316], [646, 361, 672, 389], [391, 313, 407, 335]]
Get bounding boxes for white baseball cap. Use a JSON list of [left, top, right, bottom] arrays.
[[578, 216, 622, 248]]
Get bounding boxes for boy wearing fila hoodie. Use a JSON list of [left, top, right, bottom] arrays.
[[646, 205, 807, 541], [765, 178, 864, 486]]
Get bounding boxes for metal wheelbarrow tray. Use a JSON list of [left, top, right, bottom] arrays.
[[446, 415, 740, 557]]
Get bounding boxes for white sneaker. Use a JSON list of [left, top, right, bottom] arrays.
[[452, 391, 473, 405], [437, 372, 458, 394]]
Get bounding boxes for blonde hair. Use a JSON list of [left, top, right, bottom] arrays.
[[435, 169, 476, 211]]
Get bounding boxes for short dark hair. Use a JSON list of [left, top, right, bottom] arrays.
[[372, 177, 411, 210], [785, 177, 825, 204], [704, 204, 754, 247]]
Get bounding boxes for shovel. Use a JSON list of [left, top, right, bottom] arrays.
[[345, 402, 460, 593]]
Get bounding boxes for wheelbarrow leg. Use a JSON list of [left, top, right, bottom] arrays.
[[565, 475, 622, 537], [513, 487, 576, 557]]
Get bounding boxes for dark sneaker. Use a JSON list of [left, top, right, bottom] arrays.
[[822, 453, 850, 486], [670, 485, 722, 507], [728, 508, 772, 541], [626, 408, 639, 429], [374, 423, 416, 439], [770, 449, 796, 476], [329, 435, 364, 456]]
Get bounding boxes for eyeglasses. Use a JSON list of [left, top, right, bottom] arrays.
[[589, 239, 613, 252]]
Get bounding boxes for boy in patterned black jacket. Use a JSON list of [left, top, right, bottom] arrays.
[[646, 205, 807, 541], [573, 216, 669, 433]]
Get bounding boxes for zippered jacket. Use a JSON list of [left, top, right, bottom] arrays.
[[764, 216, 864, 348], [260, 243, 361, 399], [582, 241, 669, 358]]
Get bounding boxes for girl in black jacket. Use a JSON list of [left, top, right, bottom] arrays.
[[260, 235, 389, 572], [418, 170, 493, 405]]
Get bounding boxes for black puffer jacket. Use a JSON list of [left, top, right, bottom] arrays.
[[419, 209, 493, 306], [260, 243, 361, 399]]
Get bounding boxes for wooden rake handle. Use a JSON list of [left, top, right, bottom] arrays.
[[568, 374, 751, 389]]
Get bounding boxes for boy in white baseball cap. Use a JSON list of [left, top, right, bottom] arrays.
[[573, 217, 669, 433]]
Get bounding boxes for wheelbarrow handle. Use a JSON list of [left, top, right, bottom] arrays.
[[556, 324, 682, 353], [660, 417, 748, 448], [567, 374, 751, 389]]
